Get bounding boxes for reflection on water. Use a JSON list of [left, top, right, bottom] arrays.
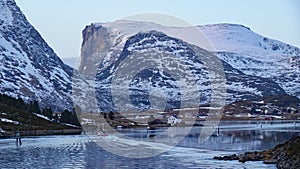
[[0, 120, 298, 169], [119, 120, 300, 152], [181, 125, 300, 152]]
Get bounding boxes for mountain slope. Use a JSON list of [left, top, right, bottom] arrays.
[[197, 24, 300, 97], [198, 23, 300, 61], [0, 0, 73, 110]]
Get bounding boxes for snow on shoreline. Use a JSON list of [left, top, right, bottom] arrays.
[[0, 117, 19, 125], [33, 113, 52, 121]]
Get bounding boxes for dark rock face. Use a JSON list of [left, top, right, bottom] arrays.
[[0, 0, 73, 110], [79, 24, 115, 75], [214, 136, 300, 169]]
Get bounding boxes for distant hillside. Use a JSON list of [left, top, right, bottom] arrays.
[[223, 94, 300, 119], [61, 57, 79, 68]]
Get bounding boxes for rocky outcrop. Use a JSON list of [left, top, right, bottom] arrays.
[[214, 136, 300, 169], [79, 24, 115, 75]]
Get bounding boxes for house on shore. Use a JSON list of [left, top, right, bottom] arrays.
[[167, 115, 182, 126]]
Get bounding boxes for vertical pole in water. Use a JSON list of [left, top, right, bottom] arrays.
[[260, 123, 262, 130], [15, 131, 21, 146], [146, 126, 149, 139], [15, 136, 18, 146]]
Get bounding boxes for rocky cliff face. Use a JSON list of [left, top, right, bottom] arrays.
[[0, 0, 73, 110], [79, 25, 115, 75], [79, 22, 285, 112]]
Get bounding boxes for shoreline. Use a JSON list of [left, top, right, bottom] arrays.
[[1, 119, 298, 138], [104, 118, 299, 128], [0, 128, 82, 139]]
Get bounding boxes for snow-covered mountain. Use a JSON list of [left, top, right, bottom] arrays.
[[80, 20, 299, 106], [0, 0, 73, 110], [79, 21, 286, 111], [198, 24, 300, 60], [197, 24, 300, 97], [1, 0, 298, 113]]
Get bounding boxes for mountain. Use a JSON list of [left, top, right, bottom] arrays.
[[0, 0, 73, 110], [197, 24, 300, 97], [61, 57, 79, 68], [78, 21, 286, 112]]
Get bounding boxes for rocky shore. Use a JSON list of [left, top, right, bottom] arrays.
[[214, 136, 300, 169]]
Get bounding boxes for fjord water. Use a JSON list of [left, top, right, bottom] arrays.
[[0, 120, 299, 169]]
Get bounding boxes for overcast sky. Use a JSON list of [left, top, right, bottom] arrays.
[[15, 0, 300, 58]]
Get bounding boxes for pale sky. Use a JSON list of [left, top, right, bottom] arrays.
[[15, 0, 300, 58]]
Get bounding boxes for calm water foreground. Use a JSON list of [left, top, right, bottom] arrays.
[[0, 120, 299, 169]]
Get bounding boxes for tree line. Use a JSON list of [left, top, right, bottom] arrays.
[[0, 94, 80, 127]]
